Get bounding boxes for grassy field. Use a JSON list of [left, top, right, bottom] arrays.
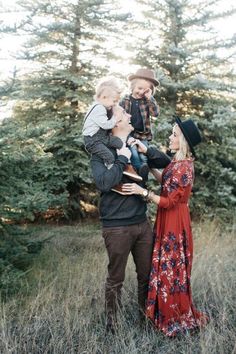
[[0, 219, 235, 354]]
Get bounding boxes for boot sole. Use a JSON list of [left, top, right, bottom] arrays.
[[123, 172, 143, 181]]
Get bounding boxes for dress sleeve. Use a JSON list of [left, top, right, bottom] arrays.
[[146, 146, 171, 169], [159, 161, 193, 209]]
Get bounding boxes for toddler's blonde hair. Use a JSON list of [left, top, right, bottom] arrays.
[[95, 77, 122, 99], [130, 78, 155, 95]]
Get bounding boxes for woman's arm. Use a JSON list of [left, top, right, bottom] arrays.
[[121, 183, 160, 205], [122, 160, 193, 208], [121, 182, 187, 208]]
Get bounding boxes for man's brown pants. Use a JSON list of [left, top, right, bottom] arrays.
[[102, 220, 154, 323]]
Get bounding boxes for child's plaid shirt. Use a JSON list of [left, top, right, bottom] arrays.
[[120, 94, 159, 141]]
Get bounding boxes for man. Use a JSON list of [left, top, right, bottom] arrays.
[[90, 105, 170, 333]]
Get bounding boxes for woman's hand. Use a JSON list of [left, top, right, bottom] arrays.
[[127, 138, 148, 154], [122, 183, 160, 204], [121, 183, 145, 195]]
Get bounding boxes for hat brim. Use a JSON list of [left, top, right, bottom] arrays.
[[175, 116, 196, 156], [128, 74, 160, 87]]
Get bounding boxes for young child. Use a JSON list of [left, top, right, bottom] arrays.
[[120, 68, 160, 179], [82, 77, 142, 181]]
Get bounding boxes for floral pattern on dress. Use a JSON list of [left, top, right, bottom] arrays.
[[146, 159, 208, 337]]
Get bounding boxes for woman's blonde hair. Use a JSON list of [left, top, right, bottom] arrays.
[[95, 77, 122, 99], [174, 124, 192, 160]]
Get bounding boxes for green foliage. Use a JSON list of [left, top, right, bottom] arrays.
[[0, 0, 235, 224], [131, 0, 236, 219], [193, 103, 236, 218], [0, 107, 96, 222], [0, 118, 66, 221], [0, 0, 130, 222], [0, 0, 235, 305], [0, 222, 45, 298]]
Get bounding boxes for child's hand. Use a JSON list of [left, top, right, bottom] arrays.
[[144, 88, 152, 100], [136, 140, 148, 153], [127, 137, 136, 147], [127, 138, 148, 154]]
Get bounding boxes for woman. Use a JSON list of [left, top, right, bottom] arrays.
[[122, 116, 208, 337]]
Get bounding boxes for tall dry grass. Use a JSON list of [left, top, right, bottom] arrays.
[[0, 220, 235, 354]]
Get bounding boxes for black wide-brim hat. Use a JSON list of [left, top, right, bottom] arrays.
[[175, 116, 202, 156]]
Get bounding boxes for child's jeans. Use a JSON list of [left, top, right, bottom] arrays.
[[130, 139, 148, 170]]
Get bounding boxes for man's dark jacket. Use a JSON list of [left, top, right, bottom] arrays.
[[91, 146, 171, 227]]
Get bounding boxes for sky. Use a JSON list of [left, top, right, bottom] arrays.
[[1, 0, 236, 78], [0, 0, 236, 119], [0, 0, 236, 120]]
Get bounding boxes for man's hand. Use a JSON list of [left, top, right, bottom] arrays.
[[117, 145, 131, 160]]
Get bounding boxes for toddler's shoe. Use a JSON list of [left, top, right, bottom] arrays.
[[123, 164, 142, 182], [139, 163, 149, 182]]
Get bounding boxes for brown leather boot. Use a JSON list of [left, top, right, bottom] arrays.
[[123, 164, 142, 181]]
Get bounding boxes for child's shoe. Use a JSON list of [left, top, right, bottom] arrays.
[[139, 163, 149, 182], [123, 164, 142, 182]]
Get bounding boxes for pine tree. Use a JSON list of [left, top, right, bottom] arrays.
[[0, 0, 130, 220], [129, 0, 236, 218]]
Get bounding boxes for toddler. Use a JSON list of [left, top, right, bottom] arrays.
[[82, 77, 142, 181], [120, 68, 159, 180]]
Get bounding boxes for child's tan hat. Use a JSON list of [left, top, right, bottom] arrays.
[[128, 68, 160, 86]]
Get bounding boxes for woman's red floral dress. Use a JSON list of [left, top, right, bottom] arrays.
[[146, 159, 208, 336]]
